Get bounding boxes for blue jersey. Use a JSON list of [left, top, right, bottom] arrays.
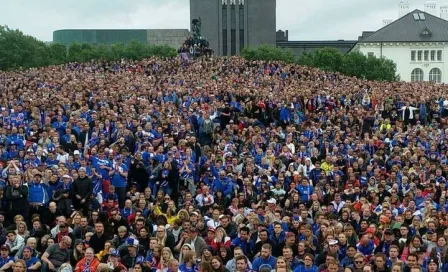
[[111, 163, 128, 188]]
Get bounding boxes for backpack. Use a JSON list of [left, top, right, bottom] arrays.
[[202, 120, 213, 134]]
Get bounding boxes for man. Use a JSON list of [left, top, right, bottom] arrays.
[[234, 255, 253, 272], [316, 240, 342, 266], [387, 245, 401, 268], [277, 232, 297, 258], [186, 226, 207, 256], [206, 209, 221, 229], [89, 222, 111, 254], [15, 237, 39, 259], [41, 236, 72, 272], [340, 245, 357, 267], [109, 208, 128, 234], [293, 253, 318, 272], [226, 247, 252, 272], [109, 155, 128, 208], [0, 245, 14, 271], [282, 246, 301, 270], [73, 216, 94, 240], [72, 167, 93, 215], [231, 227, 254, 259], [254, 229, 273, 257], [22, 246, 41, 271], [5, 175, 29, 223], [50, 216, 73, 238], [348, 253, 365, 272], [252, 244, 277, 272], [374, 229, 399, 256], [270, 222, 286, 257], [122, 238, 142, 268], [28, 172, 49, 217], [325, 259, 340, 272], [220, 215, 237, 238], [5, 230, 25, 256]]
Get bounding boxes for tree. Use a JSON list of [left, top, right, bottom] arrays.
[[298, 47, 399, 81], [0, 25, 179, 70], [241, 45, 296, 63]]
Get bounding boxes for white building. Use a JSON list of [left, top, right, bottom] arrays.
[[350, 8, 448, 83]]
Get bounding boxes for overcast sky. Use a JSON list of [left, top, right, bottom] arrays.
[[0, 0, 441, 42]]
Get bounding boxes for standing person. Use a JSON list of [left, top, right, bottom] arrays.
[[28, 172, 49, 218], [109, 155, 128, 208], [72, 167, 93, 216], [398, 102, 418, 127], [5, 176, 29, 224]]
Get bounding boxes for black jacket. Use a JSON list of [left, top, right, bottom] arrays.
[[5, 185, 29, 211], [72, 176, 93, 200]]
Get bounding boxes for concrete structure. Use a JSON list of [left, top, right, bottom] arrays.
[[190, 0, 276, 56], [424, 1, 437, 16], [350, 9, 448, 83], [53, 29, 189, 49]]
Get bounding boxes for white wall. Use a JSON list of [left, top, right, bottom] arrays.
[[354, 42, 448, 82]]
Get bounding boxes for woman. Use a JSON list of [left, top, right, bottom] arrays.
[[210, 256, 228, 272], [15, 222, 29, 240], [179, 244, 193, 264], [74, 247, 100, 272], [209, 227, 231, 253], [155, 225, 175, 249], [198, 247, 213, 264], [138, 227, 151, 255], [11, 259, 26, 272], [429, 235, 447, 266], [179, 250, 197, 272], [198, 262, 213, 272], [157, 247, 174, 271], [401, 235, 425, 261], [154, 200, 179, 226], [70, 240, 85, 268], [298, 224, 317, 253], [272, 257, 292, 272]]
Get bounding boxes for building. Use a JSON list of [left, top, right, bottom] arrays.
[[350, 9, 448, 83], [53, 29, 190, 49], [190, 0, 276, 56], [276, 30, 356, 57]]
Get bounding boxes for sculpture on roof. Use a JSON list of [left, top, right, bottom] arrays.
[[191, 18, 202, 38]]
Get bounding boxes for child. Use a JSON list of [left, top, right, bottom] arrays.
[[102, 185, 118, 207]]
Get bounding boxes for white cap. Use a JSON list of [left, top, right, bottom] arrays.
[[73, 150, 80, 155], [329, 240, 339, 246], [267, 198, 277, 205]]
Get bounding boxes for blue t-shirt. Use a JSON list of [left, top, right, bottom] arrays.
[[24, 256, 40, 271], [111, 163, 128, 188]]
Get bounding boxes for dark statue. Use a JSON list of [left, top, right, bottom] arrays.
[[178, 17, 213, 58], [191, 18, 202, 37]]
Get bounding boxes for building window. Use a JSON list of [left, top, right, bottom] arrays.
[[411, 68, 424, 82], [411, 50, 416, 61], [240, 29, 244, 52], [431, 50, 435, 61], [417, 50, 422, 61], [424, 50, 429, 61], [437, 50, 443, 61], [429, 68, 442, 83], [367, 52, 374, 57]]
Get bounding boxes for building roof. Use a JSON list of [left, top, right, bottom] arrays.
[[359, 9, 448, 42]]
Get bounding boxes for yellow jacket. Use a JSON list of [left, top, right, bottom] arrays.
[[154, 205, 179, 225]]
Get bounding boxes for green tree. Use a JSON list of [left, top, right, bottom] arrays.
[[241, 45, 295, 63], [298, 47, 398, 81]]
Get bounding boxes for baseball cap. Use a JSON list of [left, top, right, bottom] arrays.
[[329, 240, 339, 246], [126, 238, 139, 248], [285, 232, 295, 238], [78, 167, 87, 172], [0, 244, 10, 250], [267, 198, 277, 204], [73, 150, 80, 155]]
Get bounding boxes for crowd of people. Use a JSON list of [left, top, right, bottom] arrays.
[[0, 56, 447, 272]]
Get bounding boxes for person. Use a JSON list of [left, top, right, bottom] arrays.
[[41, 236, 72, 272], [5, 230, 25, 256], [74, 247, 100, 272], [185, 227, 207, 257], [22, 246, 41, 271], [72, 167, 93, 216], [11, 259, 26, 272], [5, 175, 29, 223], [252, 244, 277, 271], [234, 256, 253, 272], [0, 244, 15, 271]]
